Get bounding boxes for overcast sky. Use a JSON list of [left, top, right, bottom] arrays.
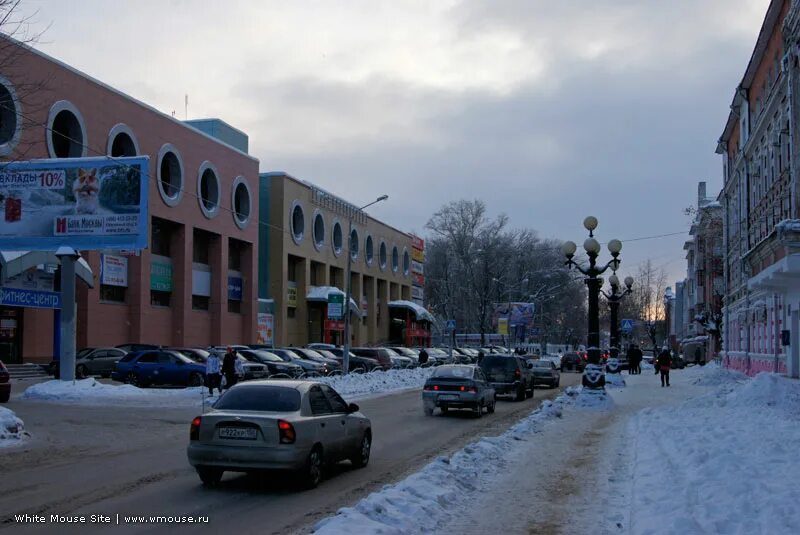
[[20, 0, 769, 285]]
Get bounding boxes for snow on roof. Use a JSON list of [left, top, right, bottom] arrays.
[[306, 286, 360, 314], [388, 300, 435, 322]]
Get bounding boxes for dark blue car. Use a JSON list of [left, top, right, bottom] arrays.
[[112, 350, 206, 387]]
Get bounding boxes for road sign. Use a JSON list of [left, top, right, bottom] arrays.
[[620, 319, 635, 332], [327, 293, 344, 319], [446, 319, 456, 331]]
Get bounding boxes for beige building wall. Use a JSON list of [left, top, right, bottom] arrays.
[[264, 174, 414, 347]]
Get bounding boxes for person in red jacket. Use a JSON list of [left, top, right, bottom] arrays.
[[656, 347, 671, 387]]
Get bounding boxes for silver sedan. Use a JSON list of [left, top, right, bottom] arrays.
[[187, 380, 372, 488]]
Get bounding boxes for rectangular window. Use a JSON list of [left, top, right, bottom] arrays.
[[193, 231, 211, 264], [100, 284, 126, 303], [229, 241, 242, 271], [228, 300, 241, 314], [287, 307, 296, 318], [192, 295, 209, 311], [151, 290, 171, 307], [151, 218, 172, 257]]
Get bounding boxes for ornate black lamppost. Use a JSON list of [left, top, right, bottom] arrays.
[[602, 274, 633, 374], [561, 216, 623, 389]]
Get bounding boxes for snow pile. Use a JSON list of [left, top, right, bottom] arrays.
[[605, 373, 626, 388], [317, 367, 435, 400], [21, 378, 209, 405], [0, 406, 28, 447], [622, 371, 800, 534], [691, 363, 747, 387], [314, 387, 580, 534]]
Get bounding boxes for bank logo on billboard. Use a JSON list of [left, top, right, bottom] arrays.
[[0, 156, 149, 251]]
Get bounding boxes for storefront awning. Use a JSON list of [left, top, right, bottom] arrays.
[[306, 286, 360, 315], [0, 250, 94, 288], [388, 300, 435, 322]]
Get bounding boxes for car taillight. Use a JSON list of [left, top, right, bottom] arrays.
[[459, 385, 478, 393], [278, 420, 296, 444], [514, 368, 521, 378], [190, 416, 201, 441]]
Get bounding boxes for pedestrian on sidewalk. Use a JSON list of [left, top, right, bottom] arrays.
[[626, 345, 636, 375], [656, 346, 671, 387], [205, 351, 222, 395], [694, 346, 702, 366], [418, 347, 429, 366], [222, 347, 238, 390]]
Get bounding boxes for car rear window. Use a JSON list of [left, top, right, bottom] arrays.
[[482, 356, 516, 369], [118, 354, 137, 363], [533, 361, 552, 368], [214, 386, 301, 412], [433, 366, 474, 379]]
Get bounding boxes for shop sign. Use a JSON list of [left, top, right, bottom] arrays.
[[361, 296, 368, 314], [192, 268, 211, 297], [150, 258, 173, 292], [497, 317, 509, 336], [411, 285, 424, 300], [411, 260, 424, 275], [0, 156, 149, 251], [257, 313, 274, 345], [324, 319, 345, 331], [287, 282, 298, 308], [412, 273, 425, 286], [411, 248, 425, 263], [327, 292, 344, 319], [411, 235, 424, 250], [0, 287, 61, 309], [100, 254, 128, 287], [228, 276, 243, 301]]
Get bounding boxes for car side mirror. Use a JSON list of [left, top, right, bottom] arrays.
[[347, 403, 360, 413]]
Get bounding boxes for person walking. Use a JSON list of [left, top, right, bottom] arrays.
[[418, 347, 429, 365], [656, 346, 671, 387], [477, 350, 485, 366], [626, 345, 636, 375], [222, 347, 238, 390], [694, 346, 702, 366], [205, 351, 222, 396], [634, 345, 643, 374]]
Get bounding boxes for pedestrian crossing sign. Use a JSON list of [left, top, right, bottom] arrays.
[[620, 319, 634, 332]]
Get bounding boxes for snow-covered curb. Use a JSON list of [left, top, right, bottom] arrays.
[[314, 386, 583, 534], [19, 369, 436, 406], [0, 406, 28, 447]]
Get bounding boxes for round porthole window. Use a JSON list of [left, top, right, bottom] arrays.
[[379, 241, 387, 271], [403, 248, 410, 275], [365, 235, 374, 266], [197, 161, 221, 218], [232, 176, 252, 229], [291, 201, 305, 244], [157, 143, 183, 207], [350, 228, 359, 260], [313, 211, 325, 250], [107, 123, 139, 157], [47, 100, 87, 158], [0, 77, 21, 156], [392, 246, 399, 272], [332, 221, 343, 256]]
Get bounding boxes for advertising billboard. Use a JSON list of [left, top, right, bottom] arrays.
[[257, 313, 274, 345], [492, 302, 535, 329], [0, 156, 149, 251], [100, 254, 128, 287]]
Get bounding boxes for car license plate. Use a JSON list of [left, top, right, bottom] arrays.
[[438, 394, 459, 401], [218, 427, 257, 440]]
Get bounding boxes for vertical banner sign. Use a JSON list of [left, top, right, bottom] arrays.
[[227, 276, 243, 301], [257, 313, 274, 345], [150, 260, 173, 292], [497, 318, 509, 336], [0, 156, 149, 251], [287, 282, 298, 308], [328, 292, 344, 319]]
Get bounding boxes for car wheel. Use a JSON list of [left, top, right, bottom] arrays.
[[473, 403, 483, 418], [126, 372, 139, 387], [351, 433, 371, 468], [196, 466, 223, 487], [554, 378, 560, 388], [441, 406, 449, 414], [515, 385, 526, 402], [76, 365, 88, 379], [423, 405, 434, 416], [487, 398, 496, 414], [526, 383, 534, 398], [188, 372, 204, 387], [302, 446, 324, 489]]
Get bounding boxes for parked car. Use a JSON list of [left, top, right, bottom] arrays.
[[479, 354, 534, 401], [318, 349, 380, 373], [560, 352, 585, 372], [351, 348, 394, 370], [271, 348, 328, 376], [530, 360, 561, 388], [425, 347, 455, 365], [422, 364, 495, 417], [206, 349, 270, 381], [290, 348, 343, 372], [0, 360, 10, 403], [385, 346, 421, 367], [49, 347, 128, 379], [187, 380, 372, 488], [671, 354, 687, 369], [112, 350, 206, 387], [171, 347, 212, 364], [382, 348, 416, 368], [642, 349, 656, 365], [239, 349, 304, 378], [306, 343, 337, 351], [115, 343, 160, 353]]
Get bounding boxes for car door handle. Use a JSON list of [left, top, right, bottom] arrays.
[[320, 422, 326, 428]]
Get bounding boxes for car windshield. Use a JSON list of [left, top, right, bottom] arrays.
[[167, 351, 195, 364], [251, 350, 284, 362], [278, 349, 303, 360], [298, 349, 327, 361], [214, 385, 301, 412], [316, 350, 338, 360], [433, 366, 474, 378], [77, 348, 95, 358], [392, 347, 417, 357]]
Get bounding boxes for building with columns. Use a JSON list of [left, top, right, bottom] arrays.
[[259, 172, 428, 347], [716, 0, 800, 376]]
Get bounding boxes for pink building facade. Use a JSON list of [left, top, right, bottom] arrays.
[[0, 37, 259, 363]]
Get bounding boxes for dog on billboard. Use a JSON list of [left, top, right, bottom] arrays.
[[73, 168, 101, 214]]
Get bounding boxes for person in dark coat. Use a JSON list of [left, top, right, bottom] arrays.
[[694, 346, 702, 366], [477, 350, 485, 366], [222, 346, 238, 390], [634, 345, 644, 374], [656, 346, 672, 387], [418, 348, 429, 365], [626, 345, 636, 375]]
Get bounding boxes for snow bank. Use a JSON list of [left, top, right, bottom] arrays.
[[620, 369, 800, 534], [0, 406, 28, 447], [314, 387, 581, 534], [691, 362, 747, 387], [316, 367, 434, 400], [21, 378, 210, 405], [605, 373, 626, 388]]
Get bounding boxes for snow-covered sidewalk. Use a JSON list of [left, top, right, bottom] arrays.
[[0, 406, 27, 448], [315, 366, 800, 534]]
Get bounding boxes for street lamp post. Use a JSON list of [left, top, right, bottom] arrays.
[[561, 216, 623, 389], [601, 274, 634, 374], [663, 286, 674, 350], [342, 195, 388, 375]]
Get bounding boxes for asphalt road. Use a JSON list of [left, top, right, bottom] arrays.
[[1, 372, 581, 534]]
